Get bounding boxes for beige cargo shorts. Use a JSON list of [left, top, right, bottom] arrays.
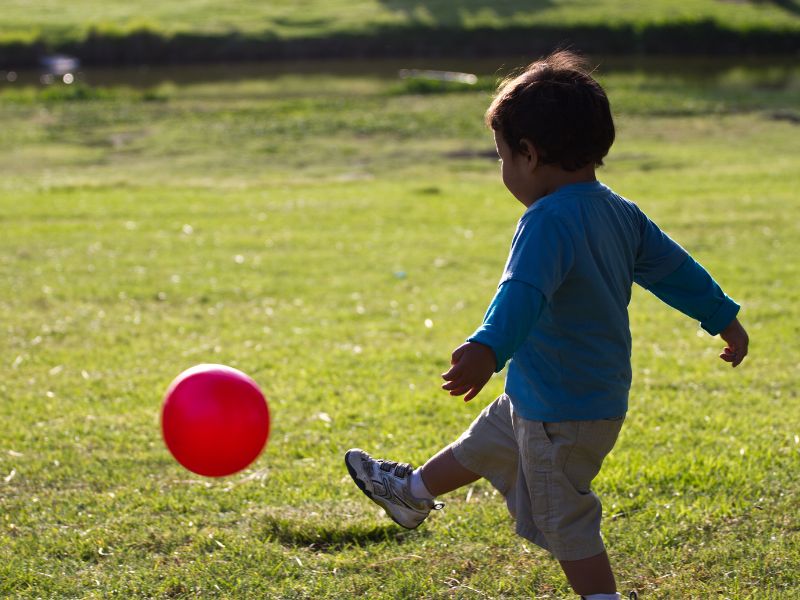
[[451, 394, 624, 561]]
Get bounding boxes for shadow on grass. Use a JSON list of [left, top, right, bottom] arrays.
[[259, 515, 414, 551]]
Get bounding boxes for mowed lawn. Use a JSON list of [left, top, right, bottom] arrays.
[[0, 61, 799, 598]]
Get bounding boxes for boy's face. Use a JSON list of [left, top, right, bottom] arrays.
[[493, 129, 539, 207]]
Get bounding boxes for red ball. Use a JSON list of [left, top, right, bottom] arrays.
[[161, 364, 270, 477]]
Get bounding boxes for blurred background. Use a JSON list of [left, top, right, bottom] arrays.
[[1, 1, 798, 191]]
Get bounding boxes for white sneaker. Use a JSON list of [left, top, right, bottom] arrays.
[[345, 448, 443, 529]]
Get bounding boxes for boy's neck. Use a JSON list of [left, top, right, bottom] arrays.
[[526, 164, 597, 207]]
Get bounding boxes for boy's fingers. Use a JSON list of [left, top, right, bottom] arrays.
[[442, 379, 460, 391], [463, 385, 484, 402], [442, 362, 463, 380], [442, 372, 473, 391], [720, 348, 746, 367], [450, 345, 466, 365], [443, 351, 472, 379], [445, 384, 470, 396]]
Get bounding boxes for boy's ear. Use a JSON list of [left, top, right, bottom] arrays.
[[518, 138, 539, 171]]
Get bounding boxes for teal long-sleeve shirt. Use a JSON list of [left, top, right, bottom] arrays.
[[470, 256, 739, 374], [467, 181, 740, 421]]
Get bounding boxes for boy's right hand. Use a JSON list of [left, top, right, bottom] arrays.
[[719, 317, 749, 367], [441, 341, 497, 402]]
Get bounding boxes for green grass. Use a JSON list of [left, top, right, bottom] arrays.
[[1, 60, 799, 598], [2, 0, 800, 45]]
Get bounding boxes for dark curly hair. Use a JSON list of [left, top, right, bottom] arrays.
[[485, 50, 615, 172]]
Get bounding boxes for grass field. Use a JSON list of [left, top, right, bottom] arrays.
[[2, 0, 800, 44], [1, 59, 799, 598]]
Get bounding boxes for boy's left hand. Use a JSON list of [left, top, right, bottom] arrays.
[[719, 317, 749, 367], [441, 342, 496, 402]]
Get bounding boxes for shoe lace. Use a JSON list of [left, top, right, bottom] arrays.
[[377, 459, 413, 479], [375, 459, 445, 510], [376, 458, 444, 510]]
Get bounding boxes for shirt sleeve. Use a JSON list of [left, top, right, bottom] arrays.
[[633, 211, 689, 288], [467, 279, 546, 372], [646, 255, 740, 335], [500, 210, 575, 301]]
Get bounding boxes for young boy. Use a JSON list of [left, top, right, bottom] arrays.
[[345, 50, 749, 600]]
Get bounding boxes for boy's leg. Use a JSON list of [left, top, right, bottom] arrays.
[[419, 446, 481, 497], [559, 551, 617, 596], [423, 436, 619, 597], [346, 395, 518, 528], [510, 416, 625, 598]]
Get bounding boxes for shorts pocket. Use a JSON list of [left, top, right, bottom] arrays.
[[539, 421, 556, 447]]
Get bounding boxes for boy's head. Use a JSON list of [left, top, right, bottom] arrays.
[[486, 50, 615, 172]]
